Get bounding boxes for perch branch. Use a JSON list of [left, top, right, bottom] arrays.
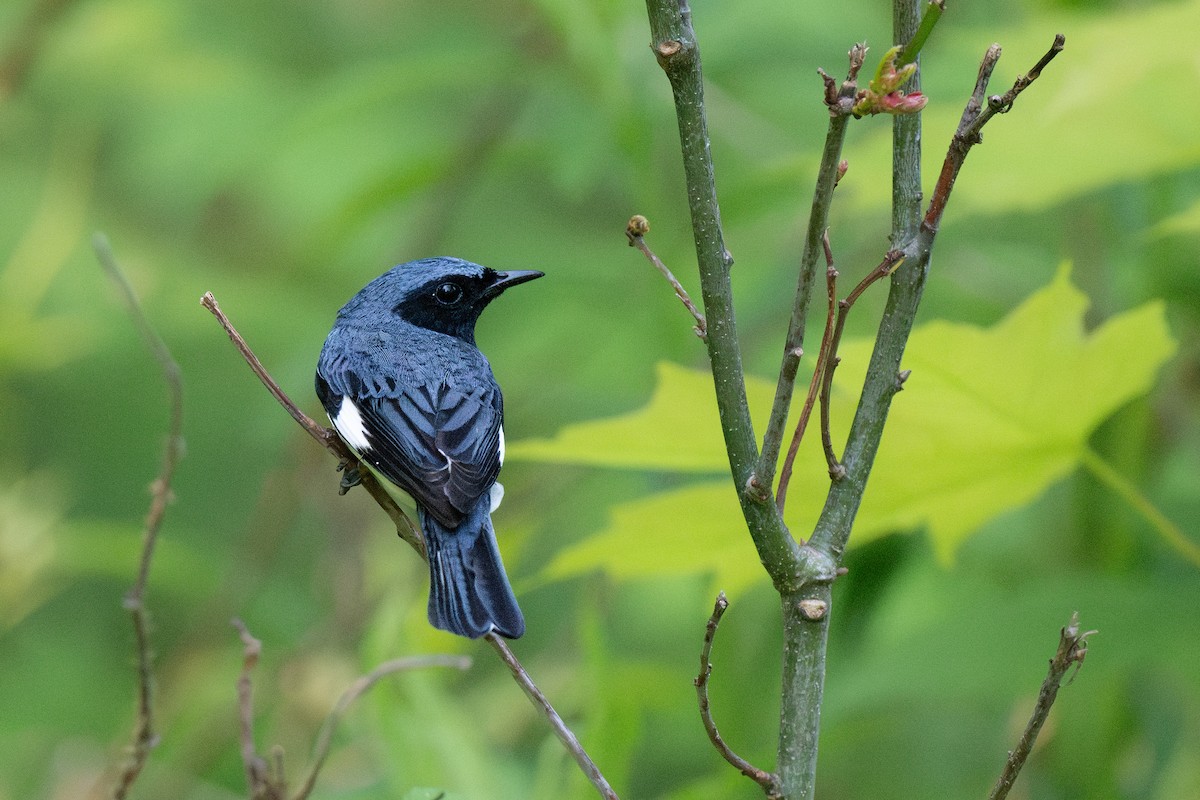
[[93, 234, 184, 800], [204, 295, 618, 799], [626, 214, 707, 340], [988, 614, 1095, 800], [487, 635, 620, 800], [695, 593, 781, 797], [199, 291, 422, 554]]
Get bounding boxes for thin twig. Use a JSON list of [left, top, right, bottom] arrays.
[[819, 249, 906, 479], [753, 44, 865, 502], [626, 215, 707, 340], [924, 35, 1065, 234], [204, 295, 618, 797], [486, 634, 620, 800], [232, 618, 286, 800], [201, 293, 334, 446], [695, 593, 781, 797], [989, 613, 1095, 800], [817, 236, 844, 480], [966, 33, 1065, 136], [776, 232, 838, 513], [93, 234, 184, 800], [200, 292, 423, 554], [295, 655, 471, 799]]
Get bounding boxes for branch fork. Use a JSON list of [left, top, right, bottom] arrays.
[[642, 2, 1069, 798]]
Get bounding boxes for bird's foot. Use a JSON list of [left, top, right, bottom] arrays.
[[337, 459, 362, 495]]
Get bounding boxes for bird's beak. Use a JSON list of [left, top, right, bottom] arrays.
[[486, 269, 544, 297]]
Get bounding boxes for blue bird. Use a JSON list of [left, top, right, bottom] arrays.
[[315, 257, 542, 639]]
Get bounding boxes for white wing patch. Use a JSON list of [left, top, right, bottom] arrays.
[[332, 395, 372, 453], [498, 426, 506, 465]]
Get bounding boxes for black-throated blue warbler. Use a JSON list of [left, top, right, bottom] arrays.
[[315, 257, 542, 639]]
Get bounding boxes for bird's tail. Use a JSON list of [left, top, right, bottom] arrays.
[[422, 501, 525, 639]]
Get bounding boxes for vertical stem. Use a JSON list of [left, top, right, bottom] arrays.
[[776, 585, 832, 800], [757, 113, 851, 492], [809, 0, 926, 559], [891, 0, 924, 244], [645, 0, 804, 585]]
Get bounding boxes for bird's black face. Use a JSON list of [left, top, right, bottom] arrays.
[[393, 267, 542, 343]]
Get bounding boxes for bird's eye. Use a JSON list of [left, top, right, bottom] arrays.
[[433, 282, 463, 305]]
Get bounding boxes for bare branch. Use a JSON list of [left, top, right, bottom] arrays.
[[695, 593, 781, 797], [232, 618, 286, 800], [204, 295, 618, 797], [776, 233, 838, 514], [294, 655, 471, 800], [989, 614, 1095, 800], [487, 635, 620, 799], [93, 234, 184, 800], [626, 215, 707, 340], [754, 43, 865, 502], [775, 242, 904, 509], [200, 291, 423, 554], [819, 249, 906, 479], [924, 35, 1065, 233]]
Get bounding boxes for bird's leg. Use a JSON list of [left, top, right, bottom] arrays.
[[337, 458, 363, 494]]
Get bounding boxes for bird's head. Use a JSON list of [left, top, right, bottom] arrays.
[[344, 257, 543, 343]]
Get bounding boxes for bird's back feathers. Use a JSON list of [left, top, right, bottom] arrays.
[[315, 257, 540, 640]]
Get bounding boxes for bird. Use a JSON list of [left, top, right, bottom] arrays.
[[315, 257, 542, 639]]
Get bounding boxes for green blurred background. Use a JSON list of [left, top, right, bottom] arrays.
[[2, 0, 1199, 798]]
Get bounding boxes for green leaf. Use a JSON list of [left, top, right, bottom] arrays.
[[514, 267, 1177, 588], [853, 264, 1175, 560], [541, 481, 765, 596], [507, 361, 732, 473]]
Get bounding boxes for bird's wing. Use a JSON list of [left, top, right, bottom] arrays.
[[317, 367, 503, 528]]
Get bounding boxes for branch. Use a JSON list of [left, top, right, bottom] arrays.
[[775, 234, 838, 514], [487, 635, 619, 799], [819, 249, 906, 479], [626, 215, 707, 340], [92, 234, 184, 800], [645, 0, 809, 594], [753, 44, 865, 502], [695, 593, 781, 797], [232, 617, 473, 800], [924, 35, 1065, 234], [774, 243, 904, 512], [896, 0, 945, 66], [989, 614, 1095, 800], [809, 30, 1066, 562], [203, 295, 619, 798], [232, 618, 286, 800], [296, 655, 470, 799], [199, 291, 423, 554]]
